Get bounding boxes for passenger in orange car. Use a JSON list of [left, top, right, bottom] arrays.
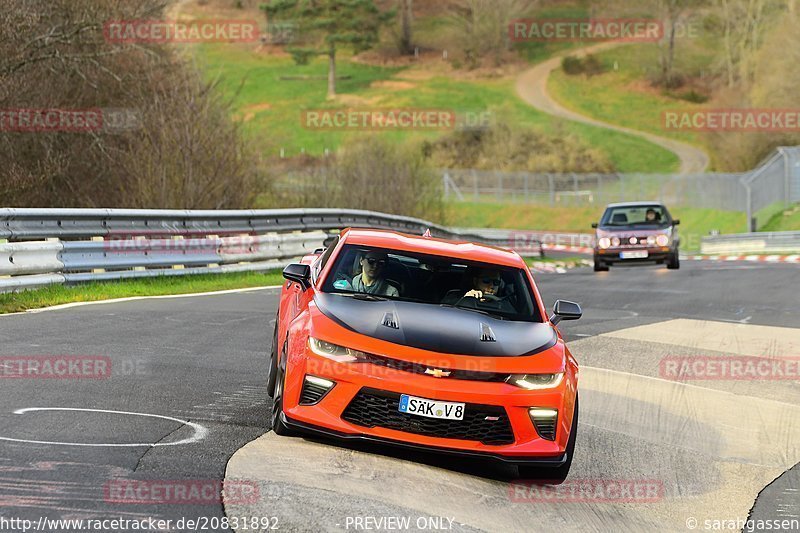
[[351, 251, 399, 297]]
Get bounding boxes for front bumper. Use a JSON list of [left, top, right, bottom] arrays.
[[281, 413, 568, 468], [594, 246, 673, 264], [282, 350, 576, 460]]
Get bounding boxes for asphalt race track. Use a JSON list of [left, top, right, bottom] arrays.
[[1, 261, 799, 532]]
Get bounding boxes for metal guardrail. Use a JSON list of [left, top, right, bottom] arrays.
[[701, 231, 800, 255], [0, 208, 545, 293]]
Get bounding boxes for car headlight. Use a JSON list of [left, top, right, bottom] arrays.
[[598, 237, 611, 249], [611, 237, 621, 247], [506, 373, 564, 390], [656, 234, 669, 246], [646, 235, 657, 245], [308, 337, 370, 363]]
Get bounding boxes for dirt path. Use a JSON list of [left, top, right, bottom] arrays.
[[515, 42, 710, 174]]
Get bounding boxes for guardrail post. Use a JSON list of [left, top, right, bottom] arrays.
[[90, 236, 105, 273], [207, 234, 219, 268], [172, 235, 184, 270]]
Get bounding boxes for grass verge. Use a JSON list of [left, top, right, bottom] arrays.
[[762, 204, 800, 232], [446, 201, 747, 251], [0, 271, 284, 315]]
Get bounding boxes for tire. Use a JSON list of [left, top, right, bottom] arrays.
[[593, 257, 609, 272], [518, 395, 578, 483], [267, 314, 279, 398], [667, 251, 680, 270], [270, 340, 296, 437]]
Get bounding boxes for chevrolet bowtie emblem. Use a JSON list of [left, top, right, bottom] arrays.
[[425, 368, 451, 378]]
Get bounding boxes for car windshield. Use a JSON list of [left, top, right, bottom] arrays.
[[321, 245, 541, 322], [601, 205, 670, 227]]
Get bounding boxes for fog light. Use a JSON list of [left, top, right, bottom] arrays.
[[299, 375, 335, 405], [529, 408, 558, 441], [629, 236, 638, 245]]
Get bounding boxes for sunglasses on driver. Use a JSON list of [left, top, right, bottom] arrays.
[[364, 257, 387, 267]]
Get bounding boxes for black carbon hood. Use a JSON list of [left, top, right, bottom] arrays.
[[314, 293, 557, 357]]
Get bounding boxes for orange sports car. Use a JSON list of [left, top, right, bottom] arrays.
[[268, 228, 581, 480]]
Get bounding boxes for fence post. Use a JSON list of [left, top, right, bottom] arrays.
[[572, 173, 578, 206], [497, 171, 503, 202], [524, 172, 529, 202], [743, 179, 753, 233], [779, 147, 790, 208]]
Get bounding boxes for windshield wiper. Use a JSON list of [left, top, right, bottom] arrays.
[[335, 292, 388, 302], [440, 303, 506, 320]]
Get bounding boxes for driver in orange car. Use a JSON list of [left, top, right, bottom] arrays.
[[351, 250, 399, 297], [463, 268, 502, 301]]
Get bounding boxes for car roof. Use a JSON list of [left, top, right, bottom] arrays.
[[340, 228, 526, 268], [604, 201, 666, 208]]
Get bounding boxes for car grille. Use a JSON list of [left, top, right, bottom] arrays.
[[299, 380, 331, 405], [341, 388, 514, 445]]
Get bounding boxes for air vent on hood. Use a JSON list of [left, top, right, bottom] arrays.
[[480, 323, 496, 342], [382, 312, 399, 329]]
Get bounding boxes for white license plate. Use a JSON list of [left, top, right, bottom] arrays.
[[620, 250, 649, 259], [398, 394, 465, 420]]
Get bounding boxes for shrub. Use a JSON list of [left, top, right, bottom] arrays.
[[562, 55, 605, 76], [272, 137, 444, 223]]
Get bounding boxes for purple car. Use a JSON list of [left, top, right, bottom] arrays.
[[592, 202, 680, 271]]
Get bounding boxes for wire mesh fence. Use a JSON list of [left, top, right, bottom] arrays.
[[442, 147, 800, 229]]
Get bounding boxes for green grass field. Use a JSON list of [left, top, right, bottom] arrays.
[[193, 43, 679, 173], [0, 271, 283, 314], [762, 205, 800, 232], [548, 42, 714, 165], [446, 201, 747, 251]]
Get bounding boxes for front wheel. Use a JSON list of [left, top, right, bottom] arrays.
[[518, 395, 578, 483], [667, 251, 680, 270], [270, 363, 295, 436], [593, 257, 609, 272]]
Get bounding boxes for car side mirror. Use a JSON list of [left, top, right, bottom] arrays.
[[550, 300, 582, 325], [673, 219, 680, 225], [283, 263, 311, 289], [591, 223, 598, 229]]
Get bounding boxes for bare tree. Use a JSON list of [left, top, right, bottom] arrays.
[[449, 0, 536, 67], [0, 0, 259, 208]]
